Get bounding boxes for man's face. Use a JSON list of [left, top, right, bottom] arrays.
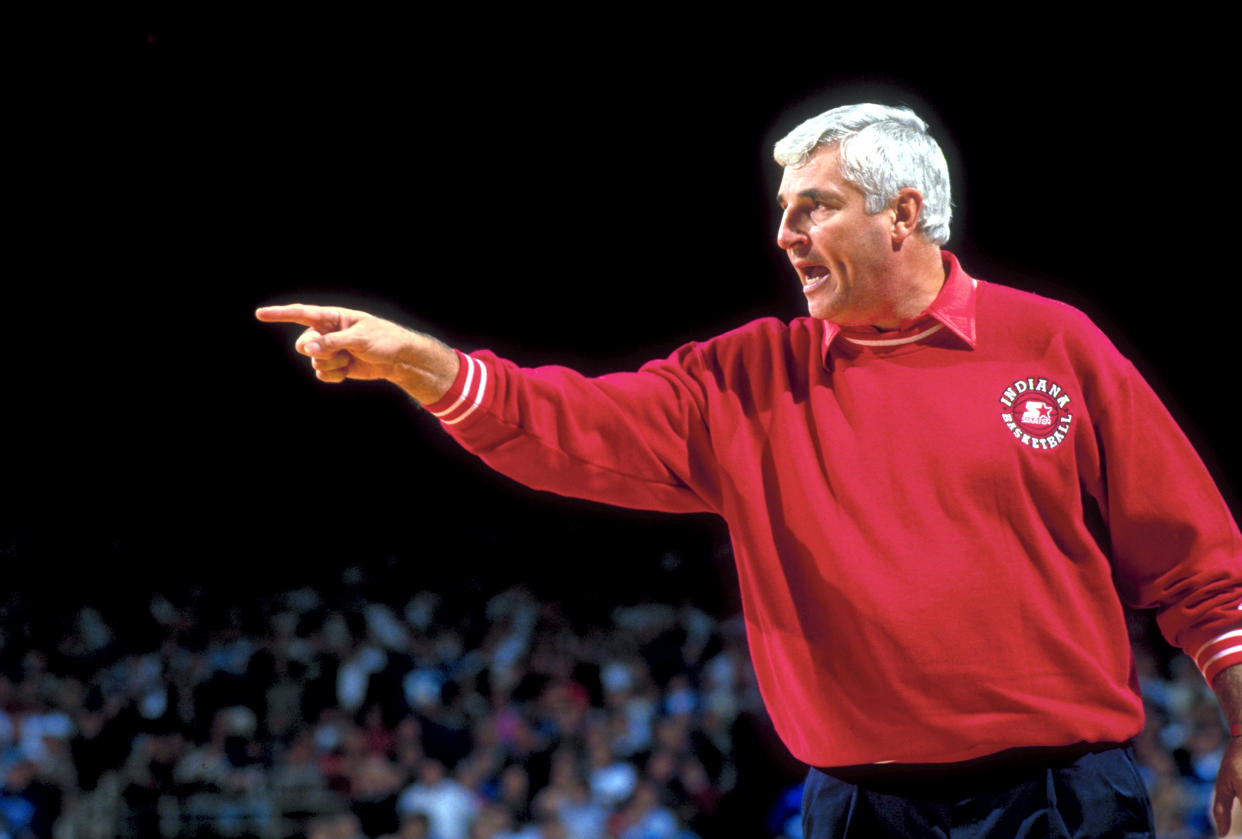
[[776, 147, 898, 325]]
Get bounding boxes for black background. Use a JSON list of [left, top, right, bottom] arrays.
[[7, 16, 1236, 616]]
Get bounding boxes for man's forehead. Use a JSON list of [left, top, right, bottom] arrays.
[[777, 147, 850, 202]]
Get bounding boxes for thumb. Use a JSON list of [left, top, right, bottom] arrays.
[[315, 322, 368, 353]]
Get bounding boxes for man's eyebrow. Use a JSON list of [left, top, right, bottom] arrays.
[[776, 187, 840, 207]]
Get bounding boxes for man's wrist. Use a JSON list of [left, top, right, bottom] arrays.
[[1213, 663, 1242, 738], [391, 334, 460, 406]]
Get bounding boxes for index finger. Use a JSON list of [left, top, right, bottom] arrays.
[[255, 304, 339, 330]]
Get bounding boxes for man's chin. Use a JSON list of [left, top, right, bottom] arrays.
[[804, 288, 845, 322], [806, 302, 841, 322]]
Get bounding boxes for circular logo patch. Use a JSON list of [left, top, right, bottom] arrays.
[[998, 377, 1074, 451]]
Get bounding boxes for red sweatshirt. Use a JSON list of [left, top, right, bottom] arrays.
[[426, 252, 1242, 767]]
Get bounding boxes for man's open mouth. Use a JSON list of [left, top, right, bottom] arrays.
[[802, 265, 830, 291]]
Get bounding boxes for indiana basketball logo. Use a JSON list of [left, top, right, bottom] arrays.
[[998, 377, 1074, 450]]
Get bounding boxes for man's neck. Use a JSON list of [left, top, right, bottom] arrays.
[[868, 245, 947, 329]]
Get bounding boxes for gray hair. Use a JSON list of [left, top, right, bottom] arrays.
[[773, 103, 952, 245]]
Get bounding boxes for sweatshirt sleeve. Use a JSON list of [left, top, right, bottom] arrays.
[[422, 344, 722, 515], [1086, 354, 1242, 685]]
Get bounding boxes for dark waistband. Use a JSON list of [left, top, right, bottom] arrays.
[[813, 741, 1130, 799]]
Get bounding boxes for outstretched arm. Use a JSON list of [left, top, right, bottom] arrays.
[[258, 301, 719, 514], [255, 303, 460, 405]]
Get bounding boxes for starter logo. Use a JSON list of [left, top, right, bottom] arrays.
[[998, 377, 1074, 450]]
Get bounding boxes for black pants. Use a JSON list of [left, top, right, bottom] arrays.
[[802, 745, 1154, 838]]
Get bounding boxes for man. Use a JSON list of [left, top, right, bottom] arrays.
[[258, 104, 1242, 837]]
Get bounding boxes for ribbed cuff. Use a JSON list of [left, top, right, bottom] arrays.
[[1194, 629, 1242, 685], [425, 349, 489, 426]]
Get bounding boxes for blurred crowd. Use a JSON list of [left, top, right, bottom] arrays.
[[0, 560, 1234, 838], [0, 556, 780, 839]]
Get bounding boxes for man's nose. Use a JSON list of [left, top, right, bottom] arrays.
[[776, 209, 807, 252]]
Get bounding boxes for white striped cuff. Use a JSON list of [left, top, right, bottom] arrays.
[[1194, 629, 1242, 683], [427, 351, 489, 426]]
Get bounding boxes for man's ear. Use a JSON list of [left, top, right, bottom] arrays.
[[890, 187, 924, 242]]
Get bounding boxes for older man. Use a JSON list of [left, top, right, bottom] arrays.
[[258, 104, 1242, 838]]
